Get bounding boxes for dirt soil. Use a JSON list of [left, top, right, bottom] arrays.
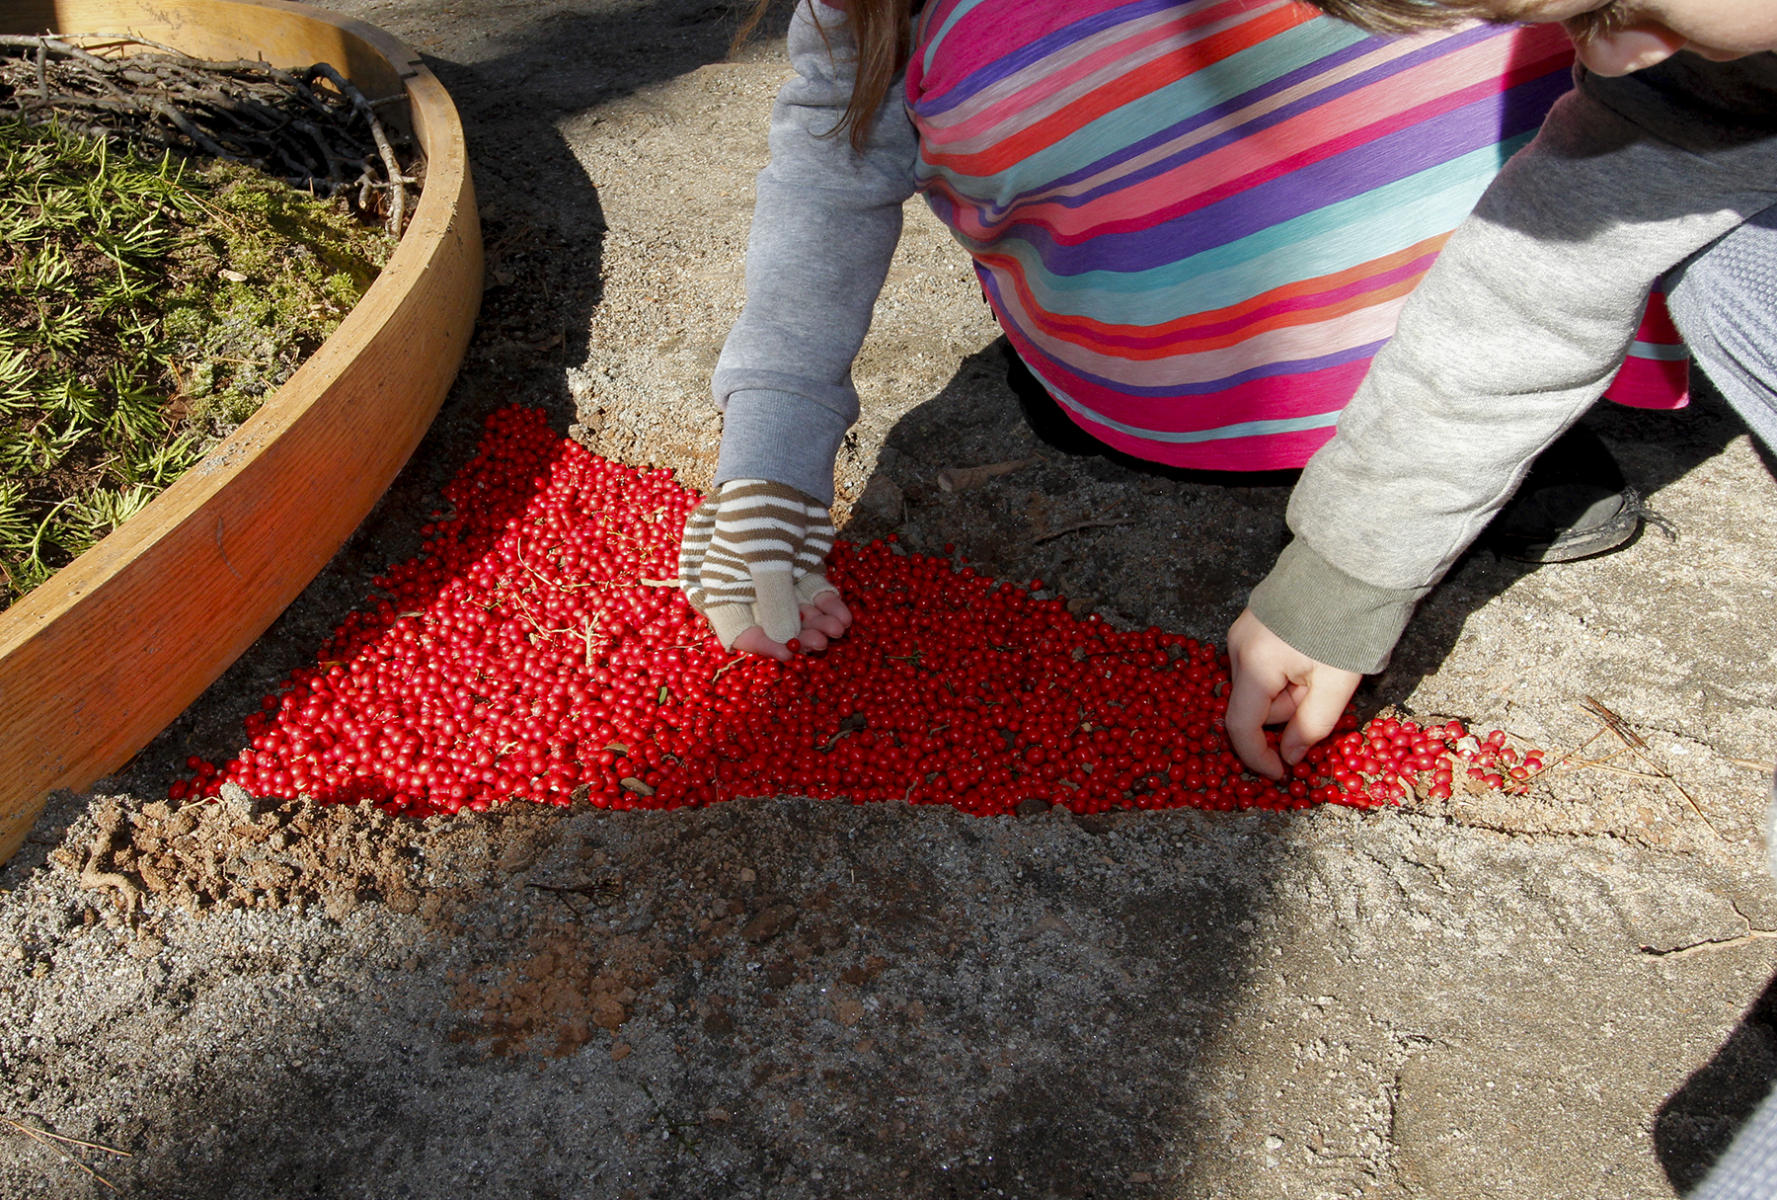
[[4, 2, 1777, 1197]]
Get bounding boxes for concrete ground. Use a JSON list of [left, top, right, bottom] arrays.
[[2, 1, 1775, 1197]]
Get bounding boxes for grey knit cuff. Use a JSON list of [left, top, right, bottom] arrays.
[[714, 390, 849, 507], [1246, 539, 1430, 675]]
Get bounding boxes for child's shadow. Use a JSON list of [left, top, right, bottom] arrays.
[[1654, 968, 1777, 1192], [845, 341, 1303, 646], [850, 345, 1764, 714]]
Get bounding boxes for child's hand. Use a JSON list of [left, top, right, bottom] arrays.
[[1225, 608, 1361, 780], [678, 479, 853, 661], [726, 591, 852, 661]]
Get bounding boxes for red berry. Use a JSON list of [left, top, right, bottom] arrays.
[[176, 405, 1543, 826]]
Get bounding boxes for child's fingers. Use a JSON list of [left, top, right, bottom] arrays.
[[806, 588, 852, 631], [1278, 671, 1360, 767], [680, 481, 846, 657], [700, 601, 762, 653], [731, 624, 793, 662], [1265, 688, 1300, 727], [1224, 666, 1287, 781], [793, 572, 839, 608], [798, 602, 848, 641]]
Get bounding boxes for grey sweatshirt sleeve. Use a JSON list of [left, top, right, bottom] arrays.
[[1250, 56, 1777, 674], [710, 0, 921, 505]]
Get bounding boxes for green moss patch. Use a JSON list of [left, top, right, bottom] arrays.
[[0, 117, 396, 608]]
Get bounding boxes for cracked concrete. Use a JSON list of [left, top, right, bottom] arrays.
[[2, 0, 1775, 1197]]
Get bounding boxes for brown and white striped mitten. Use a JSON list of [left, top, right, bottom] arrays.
[[678, 479, 838, 650]]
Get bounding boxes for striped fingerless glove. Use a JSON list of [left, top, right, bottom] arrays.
[[679, 479, 838, 650]]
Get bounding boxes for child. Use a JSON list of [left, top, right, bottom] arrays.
[[1228, 17, 1777, 1200], [1222, 3, 1777, 781], [680, 0, 1689, 658]]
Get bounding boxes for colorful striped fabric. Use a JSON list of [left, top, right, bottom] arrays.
[[903, 0, 1688, 469]]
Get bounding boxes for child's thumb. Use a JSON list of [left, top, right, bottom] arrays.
[[751, 567, 799, 645]]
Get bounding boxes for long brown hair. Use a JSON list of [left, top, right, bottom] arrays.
[[735, 0, 916, 150], [1299, 1, 1497, 33], [1309, 2, 1625, 45]]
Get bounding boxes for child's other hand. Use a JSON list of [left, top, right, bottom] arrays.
[[678, 479, 853, 661], [1225, 608, 1361, 780]]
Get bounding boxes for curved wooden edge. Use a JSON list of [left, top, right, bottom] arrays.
[[0, 0, 483, 866]]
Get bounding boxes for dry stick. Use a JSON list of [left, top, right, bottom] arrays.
[[1561, 741, 1644, 772], [1566, 760, 1669, 782], [2, 36, 415, 232], [1579, 695, 1725, 839], [148, 96, 231, 159], [583, 612, 603, 670], [1641, 928, 1777, 959], [13, 33, 291, 80], [0, 34, 123, 70], [307, 62, 409, 235], [1544, 719, 1616, 768], [1032, 515, 1133, 546], [1, 1118, 126, 1192], [0, 1117, 131, 1157]]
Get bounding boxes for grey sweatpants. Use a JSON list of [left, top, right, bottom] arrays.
[[1660, 207, 1777, 1200], [1664, 202, 1777, 456]]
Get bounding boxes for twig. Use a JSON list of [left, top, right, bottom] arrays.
[[520, 559, 591, 592], [0, 1117, 131, 1157], [1538, 720, 1614, 773], [1580, 696, 1651, 751], [0, 36, 420, 234], [583, 612, 603, 670], [1032, 515, 1132, 545], [1, 1117, 126, 1191], [304, 62, 410, 234], [1578, 696, 1724, 839], [1560, 759, 1666, 782], [1640, 929, 1777, 959]]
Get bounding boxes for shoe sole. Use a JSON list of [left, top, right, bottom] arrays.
[[1494, 505, 1642, 563]]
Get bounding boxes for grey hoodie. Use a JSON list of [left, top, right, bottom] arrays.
[[1249, 53, 1777, 674], [711, 0, 917, 506]]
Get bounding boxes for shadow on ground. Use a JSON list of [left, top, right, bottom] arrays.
[[1657, 968, 1777, 1192]]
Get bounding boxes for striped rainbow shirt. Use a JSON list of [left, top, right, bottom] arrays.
[[903, 0, 1686, 469]]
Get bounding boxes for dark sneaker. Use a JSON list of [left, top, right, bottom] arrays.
[[1486, 423, 1659, 563]]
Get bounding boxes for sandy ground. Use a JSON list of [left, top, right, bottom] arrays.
[[3, 1, 1777, 1197]]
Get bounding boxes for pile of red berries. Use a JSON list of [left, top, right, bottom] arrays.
[[1315, 718, 1545, 807], [173, 406, 1545, 818]]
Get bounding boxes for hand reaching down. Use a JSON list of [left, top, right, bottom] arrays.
[[678, 479, 853, 661], [1225, 608, 1362, 780]]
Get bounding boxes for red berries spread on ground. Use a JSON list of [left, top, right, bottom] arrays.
[[172, 406, 1546, 817]]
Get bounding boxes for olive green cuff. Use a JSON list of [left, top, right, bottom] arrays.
[[1246, 539, 1431, 675]]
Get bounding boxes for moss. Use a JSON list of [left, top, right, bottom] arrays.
[[0, 118, 399, 608], [161, 160, 397, 438]]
